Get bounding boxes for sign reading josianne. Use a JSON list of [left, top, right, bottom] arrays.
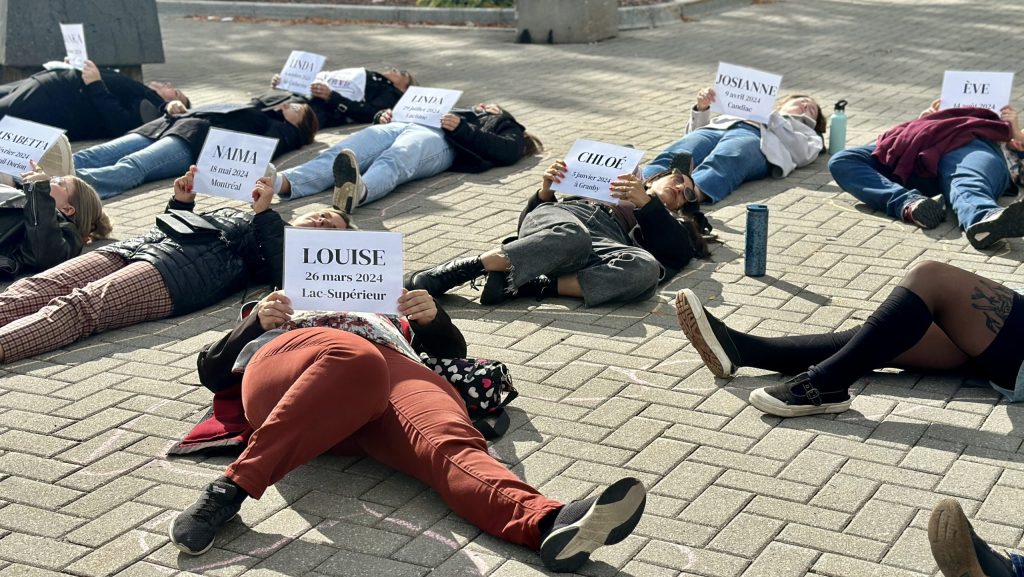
[[0, 117, 65, 177], [283, 228, 404, 314], [710, 62, 783, 124], [193, 129, 279, 202]]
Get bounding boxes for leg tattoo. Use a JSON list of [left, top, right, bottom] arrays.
[[970, 281, 1014, 335]]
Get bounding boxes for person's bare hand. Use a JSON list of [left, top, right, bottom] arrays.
[[270, 74, 281, 89], [540, 160, 567, 202], [398, 289, 437, 325], [81, 60, 101, 85], [166, 100, 188, 115], [1003, 105, 1024, 151], [252, 177, 274, 213], [256, 290, 293, 330], [919, 98, 941, 118], [19, 160, 47, 184], [609, 173, 650, 207], [440, 114, 461, 131], [378, 109, 393, 124], [695, 87, 716, 111], [173, 165, 198, 203], [309, 82, 331, 101]]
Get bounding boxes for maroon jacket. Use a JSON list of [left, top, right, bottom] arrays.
[[872, 107, 1013, 184]]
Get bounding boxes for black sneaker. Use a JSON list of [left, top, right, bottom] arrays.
[[748, 372, 852, 417], [331, 149, 364, 214], [902, 196, 946, 230], [966, 201, 1024, 250], [540, 477, 646, 573], [404, 257, 485, 297], [480, 273, 553, 305], [929, 498, 1014, 577], [169, 478, 245, 556], [674, 289, 741, 378]]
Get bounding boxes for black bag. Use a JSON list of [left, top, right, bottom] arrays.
[[420, 355, 519, 439], [156, 209, 222, 244]]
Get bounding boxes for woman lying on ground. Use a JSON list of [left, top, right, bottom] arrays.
[[72, 94, 319, 199], [269, 65, 414, 128], [0, 166, 348, 365], [642, 88, 826, 203], [406, 159, 710, 307], [674, 260, 1024, 417], [273, 103, 541, 213], [169, 289, 646, 573]]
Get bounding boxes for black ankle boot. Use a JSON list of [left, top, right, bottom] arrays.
[[404, 257, 485, 297], [480, 274, 555, 305]]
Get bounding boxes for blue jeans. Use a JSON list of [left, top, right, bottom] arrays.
[[642, 123, 770, 203], [828, 140, 1011, 228], [74, 134, 194, 200], [281, 122, 455, 203]]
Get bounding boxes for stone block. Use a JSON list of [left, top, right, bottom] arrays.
[[516, 0, 618, 44]]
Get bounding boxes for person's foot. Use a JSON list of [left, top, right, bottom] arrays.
[[929, 498, 1015, 577], [169, 478, 246, 556], [539, 477, 647, 573], [480, 273, 554, 305], [674, 289, 741, 378], [902, 196, 945, 229], [747, 372, 852, 417], [331, 149, 365, 213], [966, 201, 1024, 250], [404, 257, 485, 297]]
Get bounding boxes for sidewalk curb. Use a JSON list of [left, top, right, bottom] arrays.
[[156, 0, 750, 30]]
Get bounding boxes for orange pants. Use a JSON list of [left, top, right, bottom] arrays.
[[225, 327, 561, 549]]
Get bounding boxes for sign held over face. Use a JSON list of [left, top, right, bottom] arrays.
[[284, 228, 404, 314], [391, 87, 463, 128], [710, 62, 783, 124], [277, 50, 327, 98], [60, 23, 88, 69], [316, 67, 367, 101], [940, 71, 1014, 112], [193, 128, 279, 201], [0, 117, 65, 177], [550, 139, 646, 203]]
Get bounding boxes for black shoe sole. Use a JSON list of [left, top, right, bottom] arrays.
[[332, 149, 360, 214], [539, 478, 646, 573], [967, 202, 1024, 250], [909, 197, 945, 229]]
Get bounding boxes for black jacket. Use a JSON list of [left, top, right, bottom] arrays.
[[0, 68, 166, 141], [195, 300, 467, 392], [0, 181, 83, 276], [132, 93, 306, 159], [97, 197, 286, 317]]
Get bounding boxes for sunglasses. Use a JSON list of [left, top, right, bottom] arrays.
[[664, 168, 699, 204]]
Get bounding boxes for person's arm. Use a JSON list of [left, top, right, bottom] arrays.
[[444, 115, 524, 166], [250, 180, 286, 288], [400, 291, 468, 358], [196, 311, 265, 390], [516, 160, 564, 230], [632, 194, 699, 273], [685, 87, 715, 134], [81, 62, 144, 136], [166, 166, 198, 212], [774, 114, 824, 167], [17, 180, 83, 270]]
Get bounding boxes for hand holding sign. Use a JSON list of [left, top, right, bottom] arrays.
[[398, 289, 437, 325], [193, 128, 279, 202], [315, 68, 367, 101], [391, 87, 463, 128], [60, 24, 87, 70], [550, 140, 645, 203], [255, 290, 294, 330], [0, 117, 65, 178], [940, 71, 1014, 112], [276, 51, 327, 98], [710, 62, 782, 123]]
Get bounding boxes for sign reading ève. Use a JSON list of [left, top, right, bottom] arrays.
[[940, 71, 1014, 111], [0, 117, 65, 177], [391, 86, 463, 128], [193, 129, 279, 201], [550, 139, 646, 203], [284, 228, 404, 314], [59, 23, 87, 69], [316, 67, 367, 101], [277, 50, 327, 98], [710, 62, 783, 123]]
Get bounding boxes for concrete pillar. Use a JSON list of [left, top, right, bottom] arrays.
[[516, 0, 618, 44]]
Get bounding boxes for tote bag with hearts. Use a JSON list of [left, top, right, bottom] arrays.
[[420, 355, 519, 439]]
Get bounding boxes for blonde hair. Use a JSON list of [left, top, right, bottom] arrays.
[[67, 177, 112, 242]]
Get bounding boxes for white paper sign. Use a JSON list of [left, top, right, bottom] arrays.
[[193, 129, 279, 201], [315, 67, 367, 101], [710, 62, 783, 123], [0, 116, 65, 177], [551, 140, 646, 203], [276, 50, 327, 98], [284, 228, 404, 314], [940, 71, 1014, 112], [60, 23, 87, 69], [391, 86, 463, 127]]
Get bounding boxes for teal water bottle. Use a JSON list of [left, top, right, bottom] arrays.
[[828, 99, 848, 153]]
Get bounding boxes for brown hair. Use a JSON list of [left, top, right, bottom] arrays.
[[295, 103, 319, 145], [67, 177, 112, 242], [523, 132, 544, 157], [776, 94, 828, 135]]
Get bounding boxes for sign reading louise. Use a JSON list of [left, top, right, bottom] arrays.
[[710, 62, 783, 124], [940, 71, 1014, 111], [276, 50, 327, 98], [193, 129, 279, 201], [0, 117, 65, 177], [284, 229, 404, 314], [60, 23, 88, 69], [551, 139, 645, 203], [391, 87, 463, 128]]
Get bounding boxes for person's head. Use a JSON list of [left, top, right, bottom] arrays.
[[775, 94, 827, 135], [147, 81, 190, 108], [289, 207, 353, 230], [645, 167, 698, 213], [48, 176, 113, 243], [382, 67, 416, 92], [473, 104, 544, 158], [281, 102, 319, 145]]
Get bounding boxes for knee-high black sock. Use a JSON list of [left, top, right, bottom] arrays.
[[729, 327, 861, 375], [809, 286, 933, 392]]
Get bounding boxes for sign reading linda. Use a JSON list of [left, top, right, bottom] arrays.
[[316, 67, 367, 101], [0, 117, 65, 177], [60, 23, 88, 69], [940, 71, 1014, 112], [710, 62, 783, 123], [550, 139, 645, 203], [277, 50, 327, 98], [193, 129, 279, 202], [391, 87, 463, 128], [284, 228, 404, 314]]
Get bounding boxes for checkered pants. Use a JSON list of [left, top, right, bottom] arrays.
[[0, 251, 173, 363]]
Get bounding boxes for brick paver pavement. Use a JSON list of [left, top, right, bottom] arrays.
[[2, 1, 1024, 575]]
